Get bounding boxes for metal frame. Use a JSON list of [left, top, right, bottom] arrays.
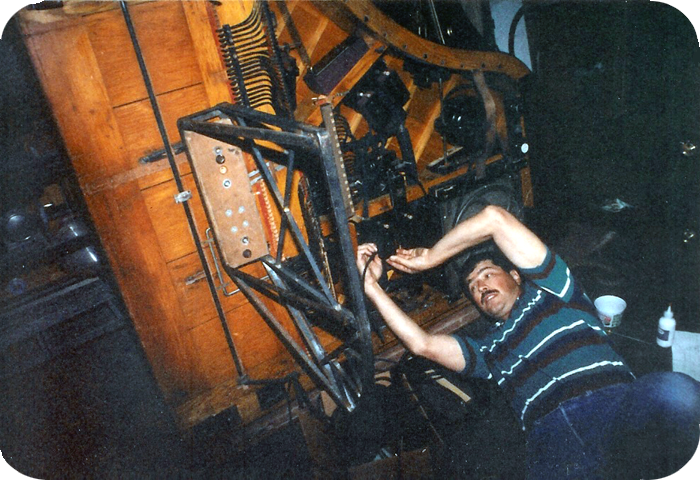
[[178, 103, 373, 412]]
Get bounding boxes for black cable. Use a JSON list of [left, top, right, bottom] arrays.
[[508, 6, 527, 57], [362, 250, 380, 286]]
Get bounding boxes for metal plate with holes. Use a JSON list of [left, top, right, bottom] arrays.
[[183, 129, 268, 268]]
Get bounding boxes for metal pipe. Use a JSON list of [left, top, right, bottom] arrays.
[[119, 1, 246, 378]]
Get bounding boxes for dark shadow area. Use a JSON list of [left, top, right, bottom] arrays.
[[1, 1, 698, 478]]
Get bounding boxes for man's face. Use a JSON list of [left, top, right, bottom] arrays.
[[466, 259, 522, 320]]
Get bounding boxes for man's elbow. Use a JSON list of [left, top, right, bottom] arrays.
[[408, 339, 431, 359], [410, 337, 441, 364], [482, 204, 511, 224]]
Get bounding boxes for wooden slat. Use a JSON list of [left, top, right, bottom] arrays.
[[128, 1, 202, 99], [17, 1, 132, 36], [175, 353, 299, 430], [188, 316, 239, 391], [140, 174, 209, 264], [112, 83, 210, 167], [410, 77, 459, 164], [521, 166, 535, 207], [212, 0, 255, 28], [312, 0, 531, 79], [83, 182, 198, 401], [285, 0, 331, 72], [84, 7, 149, 108], [182, 0, 234, 106], [22, 24, 131, 183], [166, 251, 267, 332], [186, 286, 315, 394], [81, 151, 189, 195]]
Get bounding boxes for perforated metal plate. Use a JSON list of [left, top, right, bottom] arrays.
[[183, 129, 269, 268]]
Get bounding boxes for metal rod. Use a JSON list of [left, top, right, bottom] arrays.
[[261, 256, 336, 309], [120, 1, 246, 378], [275, 150, 295, 264], [315, 130, 374, 388], [226, 265, 352, 325], [427, 0, 446, 45], [233, 116, 337, 304], [261, 0, 295, 117], [177, 118, 318, 152], [263, 264, 329, 365], [230, 274, 351, 409]]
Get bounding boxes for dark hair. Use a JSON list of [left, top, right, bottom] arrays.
[[457, 241, 518, 299]]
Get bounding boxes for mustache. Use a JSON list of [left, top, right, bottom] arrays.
[[481, 289, 498, 303]]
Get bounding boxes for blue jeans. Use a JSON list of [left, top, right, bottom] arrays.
[[526, 372, 700, 479]]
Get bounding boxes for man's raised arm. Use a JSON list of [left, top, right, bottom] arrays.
[[356, 243, 466, 372], [387, 205, 547, 273]]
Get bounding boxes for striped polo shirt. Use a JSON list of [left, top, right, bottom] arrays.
[[453, 248, 634, 429]]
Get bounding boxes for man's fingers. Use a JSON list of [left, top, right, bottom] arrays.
[[357, 243, 377, 256], [386, 257, 415, 273], [356, 243, 381, 276]]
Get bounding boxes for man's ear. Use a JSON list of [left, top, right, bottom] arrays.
[[509, 269, 522, 286]]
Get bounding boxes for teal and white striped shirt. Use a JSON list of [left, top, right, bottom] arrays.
[[454, 248, 634, 429]]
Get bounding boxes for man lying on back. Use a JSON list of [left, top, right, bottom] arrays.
[[357, 205, 700, 478]]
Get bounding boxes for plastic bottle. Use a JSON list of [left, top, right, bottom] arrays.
[[656, 305, 676, 348]]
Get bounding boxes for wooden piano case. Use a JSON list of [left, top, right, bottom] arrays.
[[17, 0, 532, 432]]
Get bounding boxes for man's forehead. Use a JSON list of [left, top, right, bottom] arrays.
[[466, 259, 503, 282]]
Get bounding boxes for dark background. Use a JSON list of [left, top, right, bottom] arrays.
[[523, 0, 699, 329], [0, 1, 698, 477]]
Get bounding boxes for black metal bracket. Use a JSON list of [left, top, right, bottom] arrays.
[[178, 103, 374, 413]]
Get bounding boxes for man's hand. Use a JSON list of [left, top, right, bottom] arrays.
[[356, 243, 383, 291], [386, 247, 432, 274], [356, 245, 466, 373], [390, 206, 548, 272]]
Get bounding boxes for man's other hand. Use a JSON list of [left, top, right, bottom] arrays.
[[387, 247, 433, 274]]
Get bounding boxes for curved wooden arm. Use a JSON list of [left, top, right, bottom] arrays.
[[312, 0, 531, 80]]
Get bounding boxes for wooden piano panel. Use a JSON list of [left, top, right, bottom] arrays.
[[85, 1, 202, 107], [19, 0, 531, 432], [113, 84, 211, 167], [18, 1, 294, 424], [140, 175, 205, 264]]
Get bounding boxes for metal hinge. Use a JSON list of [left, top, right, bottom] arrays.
[[174, 190, 192, 204]]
